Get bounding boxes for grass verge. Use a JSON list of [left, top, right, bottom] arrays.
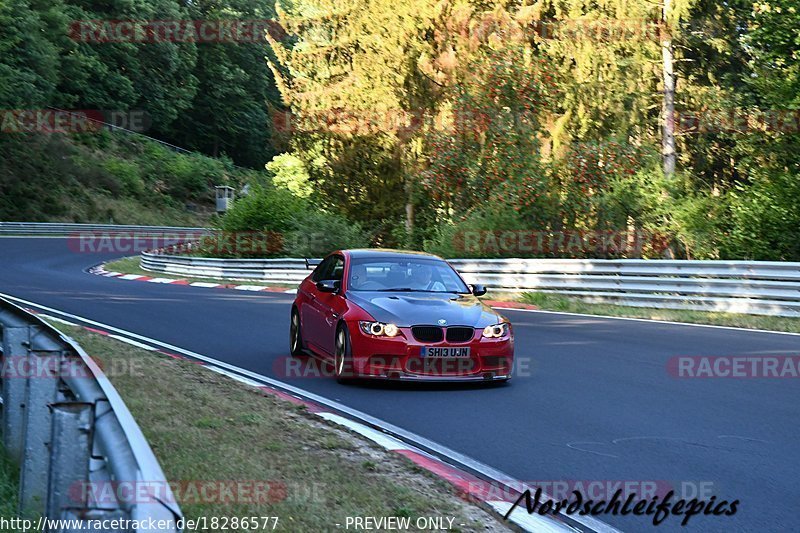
[[103, 257, 298, 290], [517, 292, 800, 333], [51, 323, 511, 532], [0, 447, 19, 532]]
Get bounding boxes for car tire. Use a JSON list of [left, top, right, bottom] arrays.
[[289, 308, 304, 357], [334, 323, 354, 383]]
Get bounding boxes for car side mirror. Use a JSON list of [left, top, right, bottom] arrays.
[[316, 280, 340, 293], [471, 284, 487, 297]]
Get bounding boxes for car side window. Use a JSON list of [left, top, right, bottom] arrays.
[[329, 256, 344, 281], [312, 255, 344, 282], [311, 257, 333, 282]]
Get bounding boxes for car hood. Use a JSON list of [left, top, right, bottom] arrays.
[[346, 291, 503, 328]]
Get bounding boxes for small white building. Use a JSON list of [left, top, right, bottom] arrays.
[[215, 186, 235, 214]]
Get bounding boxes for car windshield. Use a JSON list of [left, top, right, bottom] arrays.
[[348, 257, 470, 294]]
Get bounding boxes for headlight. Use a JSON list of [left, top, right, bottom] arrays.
[[359, 321, 400, 337], [482, 323, 509, 338]]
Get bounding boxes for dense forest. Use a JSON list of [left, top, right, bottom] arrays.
[[1, 0, 798, 259]]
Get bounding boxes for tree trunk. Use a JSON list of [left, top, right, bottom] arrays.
[[662, 0, 677, 177], [405, 192, 414, 243]]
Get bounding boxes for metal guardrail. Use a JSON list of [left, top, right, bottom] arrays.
[[141, 251, 800, 317], [141, 251, 309, 283], [448, 258, 800, 317], [0, 297, 182, 531], [45, 107, 192, 156], [0, 222, 207, 236]]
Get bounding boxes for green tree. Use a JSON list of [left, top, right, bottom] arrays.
[[52, 0, 198, 125], [0, 0, 59, 107], [267, 0, 441, 244], [163, 0, 281, 168]]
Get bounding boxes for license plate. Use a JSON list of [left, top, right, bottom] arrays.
[[420, 347, 471, 358]]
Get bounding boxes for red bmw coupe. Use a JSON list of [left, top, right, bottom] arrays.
[[289, 249, 514, 382]]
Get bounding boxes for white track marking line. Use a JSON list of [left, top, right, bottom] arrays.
[[188, 282, 220, 288], [317, 412, 406, 451], [494, 306, 800, 336], [107, 334, 158, 351], [205, 366, 263, 388]]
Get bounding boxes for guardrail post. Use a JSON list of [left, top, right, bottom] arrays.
[[46, 402, 93, 521], [1, 297, 183, 532], [2, 326, 29, 461], [18, 350, 64, 516]]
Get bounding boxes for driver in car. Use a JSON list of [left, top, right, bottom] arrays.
[[413, 265, 446, 292]]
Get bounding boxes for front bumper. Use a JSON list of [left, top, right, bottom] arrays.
[[347, 323, 514, 381]]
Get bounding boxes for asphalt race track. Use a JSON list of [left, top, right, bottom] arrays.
[[1, 237, 798, 532]]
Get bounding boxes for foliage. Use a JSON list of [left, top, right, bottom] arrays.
[[162, 0, 281, 167], [723, 172, 800, 261], [2, 0, 800, 260], [219, 183, 307, 234], [0, 0, 279, 169], [102, 158, 145, 197], [267, 153, 313, 198], [423, 204, 528, 259], [266, 0, 800, 261], [215, 182, 371, 257], [559, 140, 654, 230], [420, 44, 555, 221], [284, 210, 371, 257], [0, 133, 258, 225]]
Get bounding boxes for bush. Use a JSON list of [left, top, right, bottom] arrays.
[[216, 182, 370, 257], [722, 171, 800, 261], [102, 158, 144, 196], [219, 183, 307, 234], [284, 210, 371, 257], [423, 205, 528, 258], [161, 154, 218, 199]]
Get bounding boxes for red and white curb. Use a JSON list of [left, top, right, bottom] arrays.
[[6, 294, 610, 533], [89, 263, 298, 294]]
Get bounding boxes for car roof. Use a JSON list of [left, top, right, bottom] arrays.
[[343, 248, 445, 261]]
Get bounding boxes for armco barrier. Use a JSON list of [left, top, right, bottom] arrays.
[[448, 258, 800, 317], [141, 252, 310, 284], [0, 222, 206, 236], [141, 251, 800, 317], [0, 297, 182, 530]]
